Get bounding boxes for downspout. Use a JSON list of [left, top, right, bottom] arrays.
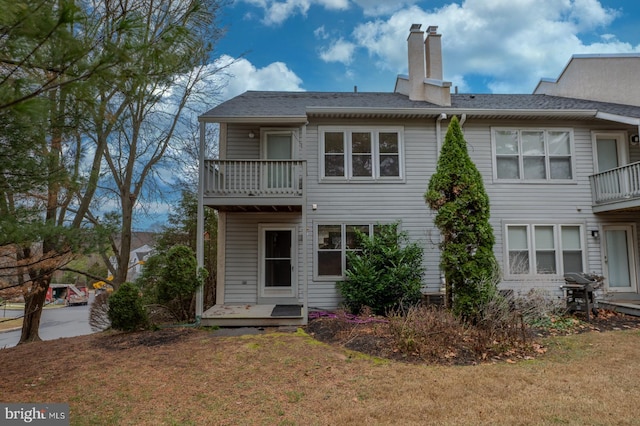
[[459, 113, 467, 128], [435, 113, 447, 294], [436, 113, 447, 157]]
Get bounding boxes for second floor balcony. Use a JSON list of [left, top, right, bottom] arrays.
[[203, 159, 306, 212], [590, 162, 640, 213]]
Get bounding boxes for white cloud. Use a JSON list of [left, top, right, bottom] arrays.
[[569, 0, 618, 31], [242, 0, 349, 26], [214, 55, 304, 100], [314, 25, 328, 39], [319, 38, 356, 64], [351, 0, 421, 16], [348, 0, 638, 93]]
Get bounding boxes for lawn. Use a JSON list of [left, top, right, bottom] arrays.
[[0, 316, 22, 332], [1, 327, 639, 425]]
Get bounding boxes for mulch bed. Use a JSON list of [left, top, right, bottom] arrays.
[[305, 309, 640, 366]]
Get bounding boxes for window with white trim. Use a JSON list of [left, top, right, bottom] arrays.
[[320, 127, 403, 180], [316, 223, 381, 279], [505, 224, 584, 276], [493, 129, 573, 181]]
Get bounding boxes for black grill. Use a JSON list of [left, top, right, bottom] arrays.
[[561, 273, 601, 321]]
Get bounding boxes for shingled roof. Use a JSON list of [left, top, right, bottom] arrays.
[[199, 91, 640, 124]]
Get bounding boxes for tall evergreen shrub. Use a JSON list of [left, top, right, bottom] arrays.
[[425, 116, 499, 320]]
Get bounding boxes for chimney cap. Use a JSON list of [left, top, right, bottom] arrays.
[[427, 25, 438, 34], [410, 23, 422, 31]]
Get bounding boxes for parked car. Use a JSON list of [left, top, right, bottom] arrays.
[[46, 284, 89, 306]]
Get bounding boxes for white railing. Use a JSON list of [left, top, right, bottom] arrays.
[[204, 159, 305, 197], [590, 162, 640, 205]]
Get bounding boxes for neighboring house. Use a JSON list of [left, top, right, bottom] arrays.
[[196, 24, 640, 326], [109, 232, 157, 283], [534, 54, 640, 107], [126, 244, 155, 282]]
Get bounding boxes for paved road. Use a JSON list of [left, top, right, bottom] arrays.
[[0, 294, 95, 349]]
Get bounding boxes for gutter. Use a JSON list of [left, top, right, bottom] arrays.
[[595, 112, 640, 139], [595, 111, 640, 126], [198, 116, 308, 124], [306, 106, 599, 118], [199, 108, 611, 123]]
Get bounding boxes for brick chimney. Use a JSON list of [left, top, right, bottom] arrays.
[[425, 25, 443, 80], [407, 24, 426, 101], [395, 24, 451, 106]]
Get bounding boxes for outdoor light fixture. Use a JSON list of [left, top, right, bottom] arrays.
[[248, 130, 255, 139], [591, 230, 600, 239]]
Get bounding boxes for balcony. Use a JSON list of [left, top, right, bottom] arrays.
[[590, 162, 640, 213], [203, 159, 306, 212]]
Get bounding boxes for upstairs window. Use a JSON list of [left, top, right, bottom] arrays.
[[320, 127, 403, 180], [493, 129, 573, 181]]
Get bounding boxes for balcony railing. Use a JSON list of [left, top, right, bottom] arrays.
[[204, 159, 305, 199], [590, 162, 640, 206]]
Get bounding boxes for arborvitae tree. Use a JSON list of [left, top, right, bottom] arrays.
[[425, 116, 499, 320]]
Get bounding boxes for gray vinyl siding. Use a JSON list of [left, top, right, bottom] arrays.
[[223, 213, 303, 304], [465, 119, 640, 296], [225, 124, 261, 159], [305, 119, 441, 309], [219, 118, 640, 309]]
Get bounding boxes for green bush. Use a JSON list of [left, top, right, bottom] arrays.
[[136, 244, 206, 321], [158, 245, 207, 321], [337, 223, 424, 315], [107, 282, 148, 331]]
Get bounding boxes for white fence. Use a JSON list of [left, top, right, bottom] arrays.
[[590, 162, 640, 205], [204, 160, 305, 197]]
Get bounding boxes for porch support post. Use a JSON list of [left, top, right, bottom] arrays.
[[301, 123, 309, 324], [195, 120, 206, 319]]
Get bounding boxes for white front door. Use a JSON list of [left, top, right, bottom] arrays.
[[602, 225, 637, 292], [259, 225, 296, 302]]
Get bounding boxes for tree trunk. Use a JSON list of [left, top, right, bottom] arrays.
[[445, 280, 453, 310], [19, 75, 64, 344], [114, 194, 134, 288], [18, 279, 49, 344]]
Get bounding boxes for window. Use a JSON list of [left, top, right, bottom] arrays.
[[505, 224, 584, 276], [316, 223, 381, 278], [320, 127, 403, 180], [493, 129, 573, 181]]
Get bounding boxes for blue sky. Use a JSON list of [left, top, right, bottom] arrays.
[[138, 0, 640, 230], [212, 0, 640, 98]]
